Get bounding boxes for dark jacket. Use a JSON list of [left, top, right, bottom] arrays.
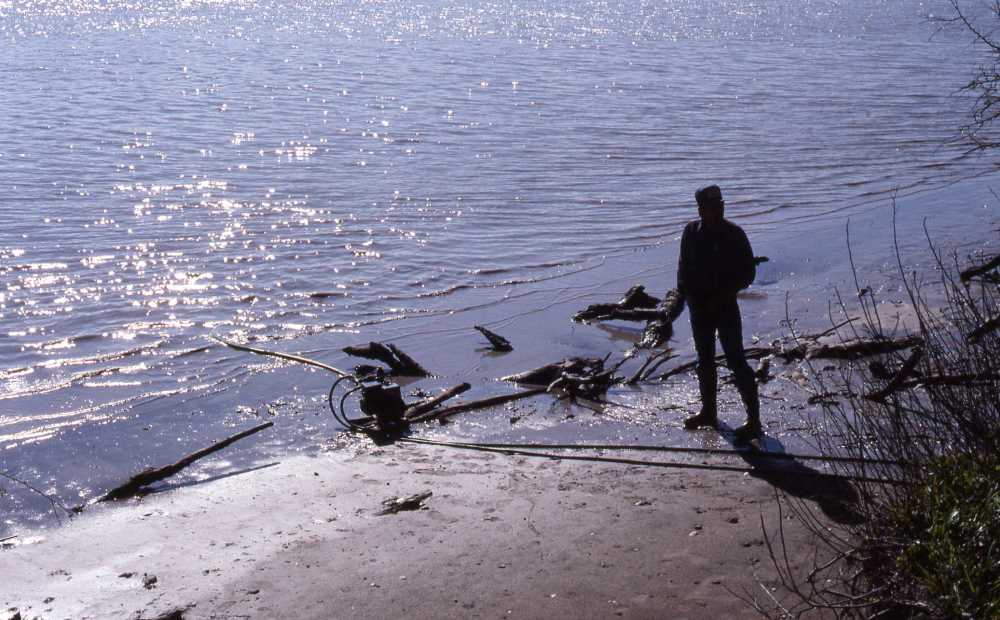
[[676, 219, 755, 303]]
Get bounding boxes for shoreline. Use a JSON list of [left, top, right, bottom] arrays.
[[1, 441, 828, 619], [1, 176, 996, 618]]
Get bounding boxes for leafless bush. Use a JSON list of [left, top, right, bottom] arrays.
[[748, 212, 1000, 618]]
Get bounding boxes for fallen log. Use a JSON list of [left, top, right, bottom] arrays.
[[573, 285, 659, 322], [98, 422, 274, 502], [501, 357, 604, 386], [775, 335, 922, 361], [343, 341, 430, 376], [866, 346, 924, 401], [960, 254, 1000, 282], [408, 387, 549, 423], [968, 314, 1000, 343], [474, 325, 513, 352], [579, 307, 664, 322], [404, 383, 471, 419]]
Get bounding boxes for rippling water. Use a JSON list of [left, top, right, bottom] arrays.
[[2, 0, 999, 527]]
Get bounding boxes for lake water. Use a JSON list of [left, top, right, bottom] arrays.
[[2, 0, 999, 531]]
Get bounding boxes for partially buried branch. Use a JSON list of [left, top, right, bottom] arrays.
[[97, 422, 274, 503], [501, 357, 605, 385], [474, 325, 513, 352]]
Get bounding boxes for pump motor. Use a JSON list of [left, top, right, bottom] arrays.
[[358, 381, 407, 431]]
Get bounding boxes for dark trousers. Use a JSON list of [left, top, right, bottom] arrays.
[[689, 296, 758, 418]]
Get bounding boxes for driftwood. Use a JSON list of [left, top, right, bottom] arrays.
[[626, 350, 675, 384], [343, 342, 429, 376], [866, 346, 924, 401], [573, 285, 659, 322], [968, 314, 1000, 343], [98, 422, 274, 502], [775, 335, 922, 361], [408, 387, 549, 423], [644, 335, 921, 384], [501, 357, 604, 385], [574, 286, 686, 350], [404, 383, 471, 419], [639, 289, 686, 348], [376, 491, 432, 515], [960, 254, 1000, 282], [474, 325, 513, 352], [547, 362, 620, 399]]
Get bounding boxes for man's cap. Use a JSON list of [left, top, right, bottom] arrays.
[[695, 185, 723, 207]]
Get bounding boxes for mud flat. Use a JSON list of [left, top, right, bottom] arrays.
[[1, 440, 826, 619]]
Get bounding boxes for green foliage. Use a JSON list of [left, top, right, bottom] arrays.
[[891, 453, 1000, 618]]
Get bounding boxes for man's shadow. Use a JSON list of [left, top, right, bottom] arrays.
[[711, 423, 864, 525]]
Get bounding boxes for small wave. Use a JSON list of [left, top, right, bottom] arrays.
[[416, 283, 472, 298], [171, 346, 212, 358], [31, 340, 166, 370], [307, 291, 349, 300], [8, 262, 69, 272]]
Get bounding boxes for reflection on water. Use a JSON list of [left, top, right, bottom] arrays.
[[1, 0, 998, 529]]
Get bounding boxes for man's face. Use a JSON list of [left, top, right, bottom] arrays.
[[698, 200, 724, 227]]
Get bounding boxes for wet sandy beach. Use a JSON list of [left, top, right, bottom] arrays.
[[2, 441, 830, 619]]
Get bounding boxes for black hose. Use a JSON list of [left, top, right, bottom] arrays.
[[399, 438, 900, 467], [397, 437, 904, 485]]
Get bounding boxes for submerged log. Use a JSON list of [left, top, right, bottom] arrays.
[[501, 357, 604, 386], [98, 422, 274, 502], [960, 254, 1000, 282], [408, 387, 549, 423], [404, 383, 471, 419], [474, 325, 513, 352], [342, 341, 430, 376]]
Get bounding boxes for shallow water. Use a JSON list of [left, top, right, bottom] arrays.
[[2, 1, 999, 532]]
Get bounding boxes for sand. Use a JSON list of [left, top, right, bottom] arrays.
[[0, 439, 828, 619]]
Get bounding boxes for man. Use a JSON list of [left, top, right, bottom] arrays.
[[676, 185, 761, 439]]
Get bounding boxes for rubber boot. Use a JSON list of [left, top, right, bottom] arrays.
[[684, 365, 719, 429], [733, 377, 761, 440]]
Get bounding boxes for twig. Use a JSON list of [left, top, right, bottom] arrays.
[[0, 471, 71, 523]]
